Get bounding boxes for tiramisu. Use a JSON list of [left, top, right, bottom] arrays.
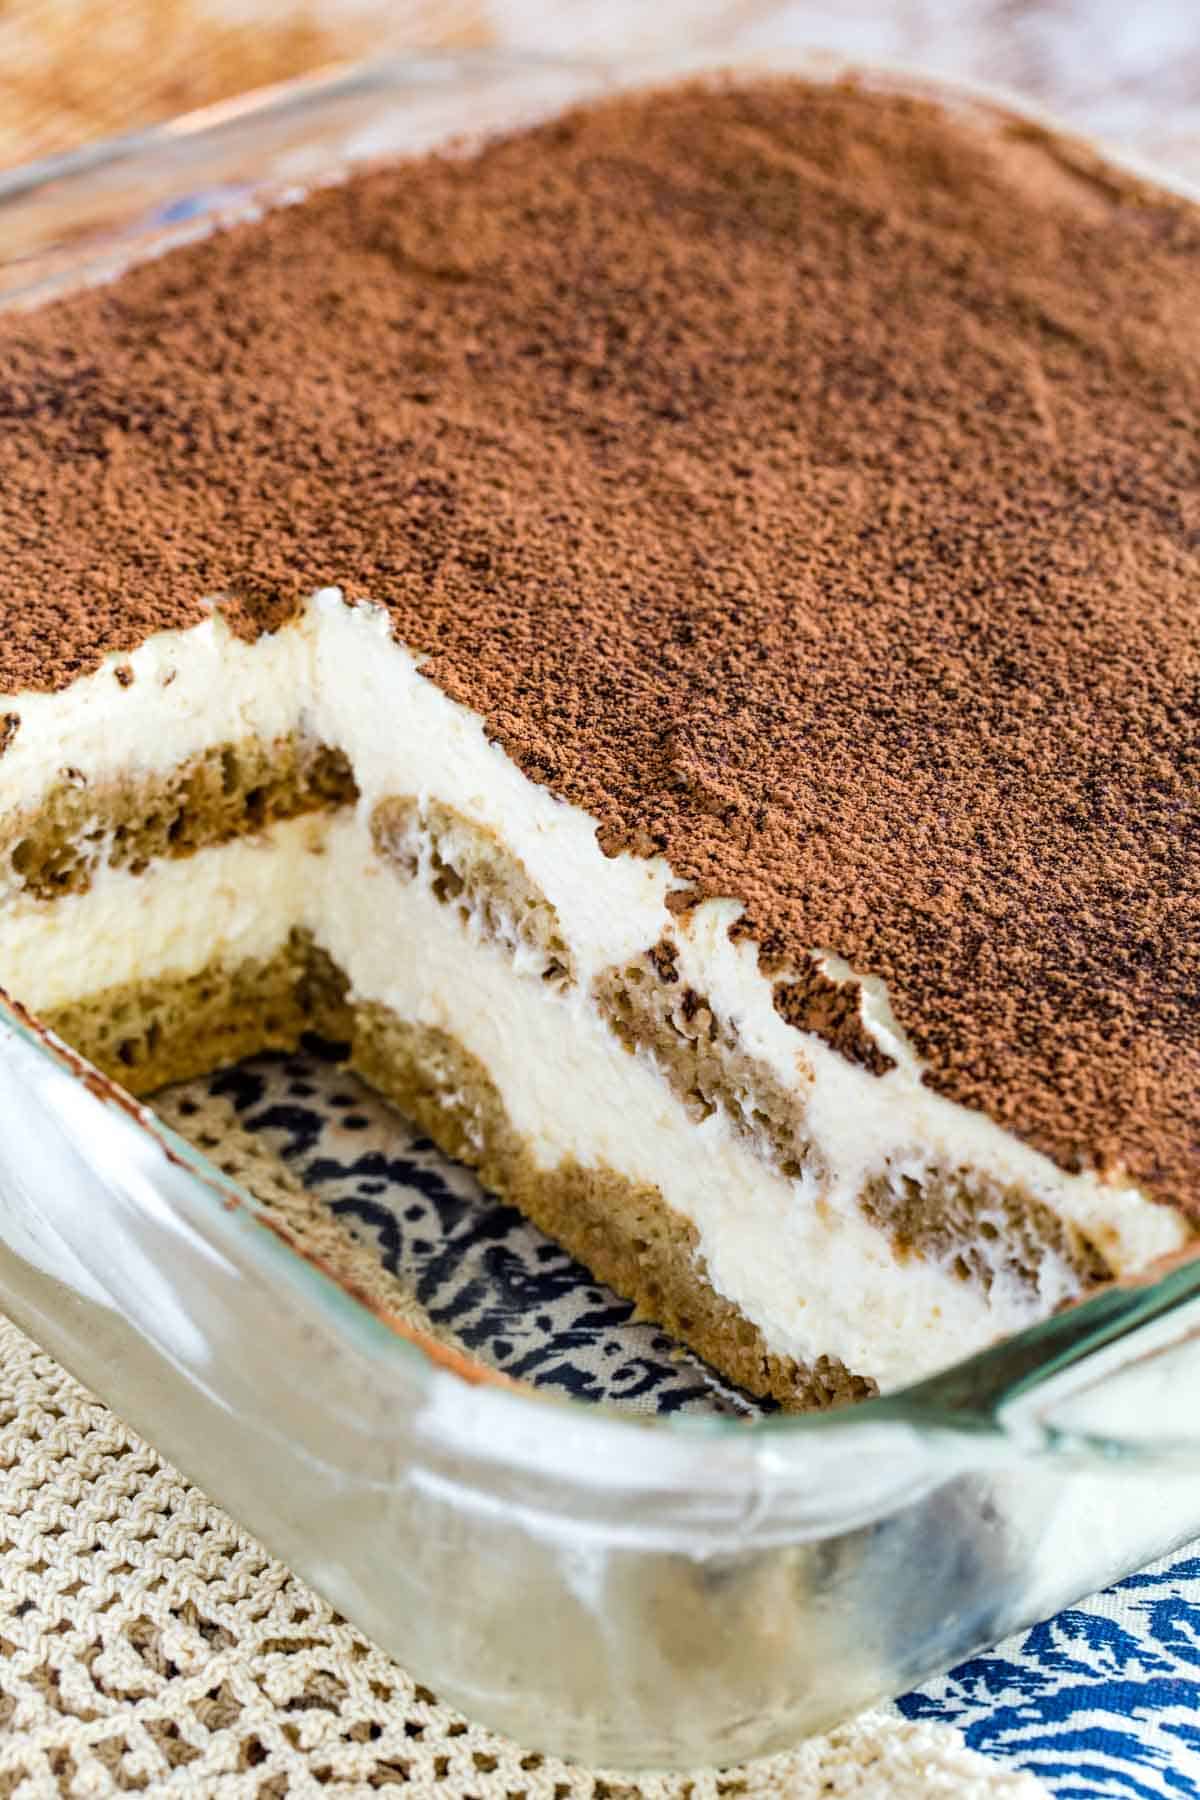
[[0, 77, 1195, 1405]]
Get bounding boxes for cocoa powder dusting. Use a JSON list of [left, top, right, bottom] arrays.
[[1, 79, 1198, 1207], [774, 964, 895, 1078]]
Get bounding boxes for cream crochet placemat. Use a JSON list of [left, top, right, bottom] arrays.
[[0, 1068, 1046, 1798]]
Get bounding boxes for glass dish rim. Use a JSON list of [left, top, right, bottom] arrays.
[[3, 42, 1199, 1472], [5, 42, 1200, 206]]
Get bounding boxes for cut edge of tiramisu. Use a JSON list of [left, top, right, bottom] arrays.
[[0, 594, 1186, 1404]]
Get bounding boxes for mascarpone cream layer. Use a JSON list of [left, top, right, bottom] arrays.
[[0, 818, 1090, 1388]]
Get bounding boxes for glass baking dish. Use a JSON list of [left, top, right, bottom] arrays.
[[2, 48, 1200, 1773]]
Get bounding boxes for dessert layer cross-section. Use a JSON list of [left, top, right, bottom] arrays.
[[0, 76, 1195, 1406]]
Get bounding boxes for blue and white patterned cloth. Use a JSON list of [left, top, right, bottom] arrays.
[[206, 1044, 1200, 1799], [901, 1561, 1200, 1798]]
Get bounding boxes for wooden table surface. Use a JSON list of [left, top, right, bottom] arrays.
[[2, 0, 1199, 181]]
